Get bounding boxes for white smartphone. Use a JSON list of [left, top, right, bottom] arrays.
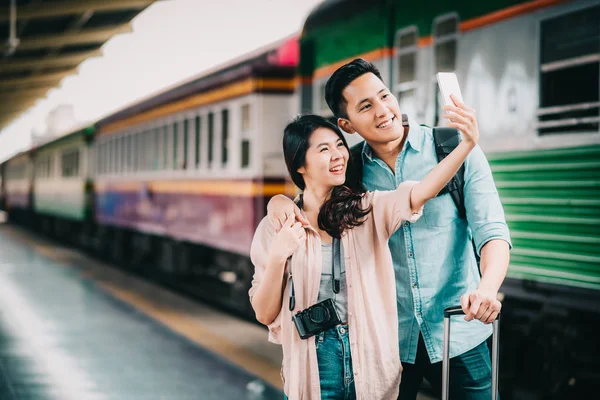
[[436, 72, 463, 106]]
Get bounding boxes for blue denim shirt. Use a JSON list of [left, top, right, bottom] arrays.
[[360, 118, 511, 363]]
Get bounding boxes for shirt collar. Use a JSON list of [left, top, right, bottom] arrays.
[[405, 116, 423, 153], [360, 114, 423, 163]]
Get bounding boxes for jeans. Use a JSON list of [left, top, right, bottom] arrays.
[[399, 334, 497, 400], [285, 324, 356, 400]]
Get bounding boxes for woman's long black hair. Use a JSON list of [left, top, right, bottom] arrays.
[[283, 115, 371, 238]]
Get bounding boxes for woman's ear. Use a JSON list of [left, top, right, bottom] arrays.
[[338, 118, 355, 135], [297, 166, 306, 175]]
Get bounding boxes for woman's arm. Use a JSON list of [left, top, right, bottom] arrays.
[[250, 215, 306, 325], [410, 95, 479, 211]]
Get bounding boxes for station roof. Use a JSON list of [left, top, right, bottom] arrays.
[[0, 0, 163, 131]]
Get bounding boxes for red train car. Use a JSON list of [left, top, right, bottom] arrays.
[[91, 37, 299, 315]]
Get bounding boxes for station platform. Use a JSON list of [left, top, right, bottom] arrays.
[[0, 223, 283, 400]]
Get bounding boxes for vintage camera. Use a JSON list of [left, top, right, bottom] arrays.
[[292, 298, 342, 339]]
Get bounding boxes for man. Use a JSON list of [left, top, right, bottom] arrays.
[[269, 58, 511, 399]]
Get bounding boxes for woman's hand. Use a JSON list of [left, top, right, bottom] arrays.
[[270, 214, 306, 263], [444, 94, 480, 145]]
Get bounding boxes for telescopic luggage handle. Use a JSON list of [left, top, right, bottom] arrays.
[[442, 306, 500, 400]]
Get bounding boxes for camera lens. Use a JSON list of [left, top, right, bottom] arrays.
[[308, 305, 329, 324]]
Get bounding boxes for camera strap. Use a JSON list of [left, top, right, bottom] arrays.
[[288, 237, 342, 312]]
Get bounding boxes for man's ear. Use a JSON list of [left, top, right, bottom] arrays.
[[338, 118, 355, 135]]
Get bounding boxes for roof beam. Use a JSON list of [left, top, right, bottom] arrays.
[[0, 0, 156, 21], [0, 24, 132, 52], [0, 69, 76, 89], [1, 99, 39, 113], [0, 49, 102, 73], [0, 88, 51, 100]]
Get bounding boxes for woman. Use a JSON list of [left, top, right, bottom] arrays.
[[249, 113, 478, 400]]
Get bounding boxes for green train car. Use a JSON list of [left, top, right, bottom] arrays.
[[31, 125, 96, 246], [300, 0, 599, 398]]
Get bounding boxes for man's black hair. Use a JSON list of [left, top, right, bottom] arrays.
[[324, 58, 384, 119]]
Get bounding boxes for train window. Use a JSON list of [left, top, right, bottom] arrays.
[[120, 136, 127, 174], [104, 142, 109, 175], [434, 14, 458, 72], [183, 119, 189, 170], [96, 144, 102, 175], [221, 109, 229, 167], [208, 112, 214, 167], [133, 132, 140, 172], [8, 163, 26, 180], [162, 125, 168, 170], [127, 134, 133, 173], [153, 128, 160, 171], [241, 104, 251, 169], [142, 130, 149, 172], [139, 131, 146, 172], [139, 131, 147, 172], [173, 121, 179, 170], [241, 104, 250, 132], [538, 5, 600, 135], [395, 26, 419, 117], [111, 138, 116, 174], [319, 82, 329, 114], [395, 27, 418, 84], [195, 115, 201, 168], [61, 149, 80, 178]]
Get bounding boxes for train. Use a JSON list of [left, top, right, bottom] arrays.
[[1, 0, 599, 398]]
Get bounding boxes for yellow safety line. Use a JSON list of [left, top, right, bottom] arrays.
[[98, 283, 283, 389]]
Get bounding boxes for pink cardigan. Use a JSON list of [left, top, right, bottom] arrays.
[[249, 181, 422, 399]]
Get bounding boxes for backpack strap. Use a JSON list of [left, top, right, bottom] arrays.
[[432, 127, 466, 219], [432, 127, 481, 269]]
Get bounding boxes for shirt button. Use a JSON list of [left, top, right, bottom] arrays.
[[404, 221, 409, 227], [408, 252, 413, 258], [413, 283, 417, 288], [340, 327, 346, 334]]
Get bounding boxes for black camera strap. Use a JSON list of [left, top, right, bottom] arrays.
[[288, 237, 342, 312]]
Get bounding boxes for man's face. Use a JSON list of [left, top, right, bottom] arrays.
[[338, 72, 404, 146]]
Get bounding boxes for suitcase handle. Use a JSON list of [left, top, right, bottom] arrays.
[[444, 305, 502, 319], [442, 305, 500, 400]]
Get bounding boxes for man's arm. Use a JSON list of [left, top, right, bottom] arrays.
[[460, 146, 512, 324]]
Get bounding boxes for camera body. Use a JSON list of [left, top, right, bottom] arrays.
[[292, 298, 342, 339]]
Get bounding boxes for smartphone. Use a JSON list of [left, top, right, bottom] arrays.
[[436, 72, 463, 106]]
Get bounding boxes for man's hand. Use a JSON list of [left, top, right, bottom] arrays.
[[460, 287, 501, 324], [267, 194, 310, 231]]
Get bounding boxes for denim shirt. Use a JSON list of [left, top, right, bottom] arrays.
[[360, 118, 512, 363]]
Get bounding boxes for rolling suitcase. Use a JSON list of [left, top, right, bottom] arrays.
[[442, 306, 500, 400]]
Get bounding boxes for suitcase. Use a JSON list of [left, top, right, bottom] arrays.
[[442, 306, 500, 400]]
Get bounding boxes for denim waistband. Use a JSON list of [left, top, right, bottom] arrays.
[[317, 324, 349, 340]]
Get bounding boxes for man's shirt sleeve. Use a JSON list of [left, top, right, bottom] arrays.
[[463, 145, 512, 255]]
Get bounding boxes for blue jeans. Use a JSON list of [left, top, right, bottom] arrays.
[[285, 325, 356, 400], [399, 334, 497, 399]]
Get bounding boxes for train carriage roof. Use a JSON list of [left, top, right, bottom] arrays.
[[301, 0, 544, 75], [96, 35, 298, 130], [31, 124, 95, 153]]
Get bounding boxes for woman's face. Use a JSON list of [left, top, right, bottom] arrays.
[[298, 127, 349, 192]]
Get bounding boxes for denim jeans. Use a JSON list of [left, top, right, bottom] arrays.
[[399, 334, 497, 400], [284, 324, 356, 400]]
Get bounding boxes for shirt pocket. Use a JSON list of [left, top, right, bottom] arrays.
[[421, 193, 459, 228]]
